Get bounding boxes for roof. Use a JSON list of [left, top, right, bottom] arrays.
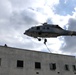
[[0, 45, 75, 58]]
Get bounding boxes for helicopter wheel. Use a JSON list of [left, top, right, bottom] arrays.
[[38, 38, 41, 41], [44, 39, 47, 44]]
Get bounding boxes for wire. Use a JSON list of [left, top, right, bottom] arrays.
[[44, 43, 51, 53]]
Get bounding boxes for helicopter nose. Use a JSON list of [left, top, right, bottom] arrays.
[[24, 30, 29, 35]]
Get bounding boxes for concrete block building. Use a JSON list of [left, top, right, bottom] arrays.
[[0, 45, 76, 75]]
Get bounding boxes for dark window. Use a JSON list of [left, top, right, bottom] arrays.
[[17, 60, 24, 68], [35, 62, 41, 69], [37, 27, 40, 30], [73, 65, 76, 71], [47, 27, 49, 29], [64, 64, 69, 71], [0, 58, 1, 66], [50, 63, 56, 70]]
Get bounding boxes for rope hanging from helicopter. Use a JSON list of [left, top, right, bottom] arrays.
[[44, 40, 51, 53]]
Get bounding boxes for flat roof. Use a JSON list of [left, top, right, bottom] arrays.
[[0, 45, 75, 57]]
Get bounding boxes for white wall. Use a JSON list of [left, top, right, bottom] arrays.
[[0, 46, 76, 75]]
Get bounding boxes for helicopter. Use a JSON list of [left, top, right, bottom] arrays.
[[24, 22, 76, 44]]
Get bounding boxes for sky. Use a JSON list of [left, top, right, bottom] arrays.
[[0, 0, 76, 56]]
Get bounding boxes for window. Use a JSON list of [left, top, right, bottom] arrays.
[[64, 64, 69, 71], [36, 27, 40, 30], [0, 58, 1, 66], [73, 65, 76, 71], [47, 27, 49, 29], [50, 63, 56, 70], [35, 62, 41, 69], [17, 60, 24, 68]]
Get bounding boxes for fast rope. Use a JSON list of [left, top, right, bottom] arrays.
[[44, 43, 51, 53]]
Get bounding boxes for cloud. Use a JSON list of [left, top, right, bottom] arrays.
[[60, 18, 76, 55], [10, 9, 39, 29], [0, 0, 12, 19], [0, 0, 40, 49], [54, 0, 76, 16], [1, 0, 76, 55], [0, 0, 59, 52]]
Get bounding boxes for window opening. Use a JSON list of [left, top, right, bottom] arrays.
[[17, 60, 24, 68], [73, 65, 76, 71], [35, 62, 41, 69], [64, 64, 69, 71], [0, 58, 1, 66], [37, 27, 40, 30], [50, 63, 56, 70]]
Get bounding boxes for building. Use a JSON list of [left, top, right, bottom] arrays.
[[0, 45, 76, 75]]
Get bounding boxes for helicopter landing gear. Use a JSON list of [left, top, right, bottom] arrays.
[[38, 38, 47, 44], [38, 38, 41, 41]]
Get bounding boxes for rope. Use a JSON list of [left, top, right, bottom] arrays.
[[44, 43, 51, 53], [26, 36, 51, 53]]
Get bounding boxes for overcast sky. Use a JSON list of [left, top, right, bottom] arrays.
[[0, 0, 76, 56]]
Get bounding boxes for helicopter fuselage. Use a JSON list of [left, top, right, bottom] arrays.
[[24, 24, 76, 38]]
